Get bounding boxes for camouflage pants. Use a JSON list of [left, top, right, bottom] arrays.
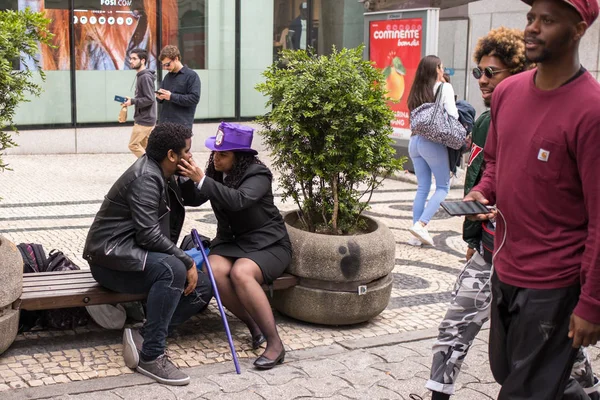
[[426, 252, 492, 395], [427, 252, 597, 396]]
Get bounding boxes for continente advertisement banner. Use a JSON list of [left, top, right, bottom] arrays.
[[369, 18, 423, 138]]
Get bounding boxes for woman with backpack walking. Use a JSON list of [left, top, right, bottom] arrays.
[[406, 55, 458, 247]]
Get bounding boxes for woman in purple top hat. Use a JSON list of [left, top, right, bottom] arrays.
[[178, 122, 291, 370]]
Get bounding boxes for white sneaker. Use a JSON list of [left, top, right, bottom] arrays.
[[407, 237, 422, 247], [409, 222, 435, 246]]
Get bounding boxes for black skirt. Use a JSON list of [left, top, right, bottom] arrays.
[[209, 240, 292, 285]]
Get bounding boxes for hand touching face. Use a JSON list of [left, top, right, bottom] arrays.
[[178, 157, 205, 183]]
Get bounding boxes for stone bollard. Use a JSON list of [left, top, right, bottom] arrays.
[[272, 212, 395, 325], [0, 235, 23, 354]]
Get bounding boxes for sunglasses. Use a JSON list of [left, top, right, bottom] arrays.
[[472, 66, 509, 79], [161, 61, 172, 68]]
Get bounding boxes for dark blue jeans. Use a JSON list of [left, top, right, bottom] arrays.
[[90, 252, 213, 360]]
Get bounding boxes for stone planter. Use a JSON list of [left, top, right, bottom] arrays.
[[0, 235, 23, 354], [272, 211, 395, 325]]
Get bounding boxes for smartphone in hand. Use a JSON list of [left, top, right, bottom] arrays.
[[114, 95, 127, 103], [441, 200, 491, 216]]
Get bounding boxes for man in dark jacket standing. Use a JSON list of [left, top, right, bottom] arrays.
[[123, 48, 156, 158], [289, 2, 308, 50], [83, 123, 212, 386], [156, 45, 200, 129]]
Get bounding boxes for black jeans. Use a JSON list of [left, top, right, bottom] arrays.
[[490, 272, 590, 400], [90, 252, 213, 360]]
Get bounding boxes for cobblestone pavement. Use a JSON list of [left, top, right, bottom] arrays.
[[6, 330, 500, 400], [0, 153, 598, 398]]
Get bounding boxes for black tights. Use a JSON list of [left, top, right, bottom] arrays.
[[209, 255, 283, 359]]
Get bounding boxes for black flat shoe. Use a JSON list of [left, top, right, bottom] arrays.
[[252, 334, 266, 350], [253, 348, 285, 370]]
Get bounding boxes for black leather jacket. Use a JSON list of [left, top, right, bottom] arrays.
[[83, 156, 201, 272]]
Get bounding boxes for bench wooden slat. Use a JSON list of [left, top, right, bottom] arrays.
[[268, 274, 298, 291], [23, 278, 98, 287], [22, 282, 108, 293], [19, 290, 147, 311], [17, 271, 297, 311], [23, 274, 96, 282], [25, 270, 91, 277]]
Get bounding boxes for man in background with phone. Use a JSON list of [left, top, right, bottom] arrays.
[[466, 0, 600, 398], [156, 45, 200, 130], [122, 48, 157, 158], [426, 27, 532, 400]]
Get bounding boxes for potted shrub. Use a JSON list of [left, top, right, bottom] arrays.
[[256, 46, 404, 325], [0, 8, 53, 353]]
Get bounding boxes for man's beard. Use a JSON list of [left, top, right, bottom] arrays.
[[133, 62, 142, 70], [526, 48, 552, 64], [484, 97, 491, 108]]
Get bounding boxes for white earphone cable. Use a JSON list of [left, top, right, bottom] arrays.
[[474, 207, 507, 311]]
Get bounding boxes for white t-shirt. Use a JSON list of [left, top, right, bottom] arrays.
[[433, 81, 459, 120], [300, 20, 307, 50]]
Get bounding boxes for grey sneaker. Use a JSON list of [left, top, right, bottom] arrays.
[[137, 353, 190, 386], [585, 376, 600, 397], [122, 328, 143, 369]]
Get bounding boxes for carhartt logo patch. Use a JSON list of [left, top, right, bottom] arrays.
[[537, 149, 550, 162]]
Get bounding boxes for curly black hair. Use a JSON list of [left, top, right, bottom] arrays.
[[146, 123, 192, 162], [473, 27, 531, 74], [205, 151, 265, 187]]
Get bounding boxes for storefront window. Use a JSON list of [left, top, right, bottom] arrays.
[[239, 0, 273, 117], [73, 0, 157, 123], [163, 0, 234, 119], [273, 0, 319, 59], [12, 0, 72, 125]]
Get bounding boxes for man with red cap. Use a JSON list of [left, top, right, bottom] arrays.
[[465, 0, 600, 398]]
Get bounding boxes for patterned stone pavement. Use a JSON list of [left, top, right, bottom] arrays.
[[0, 152, 598, 397]]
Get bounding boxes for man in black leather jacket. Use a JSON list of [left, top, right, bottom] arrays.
[[83, 123, 212, 386]]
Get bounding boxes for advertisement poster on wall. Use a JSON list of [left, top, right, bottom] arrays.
[[17, 0, 186, 71], [369, 18, 423, 139]]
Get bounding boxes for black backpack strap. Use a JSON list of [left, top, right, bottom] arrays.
[[31, 244, 48, 272], [17, 244, 37, 273]]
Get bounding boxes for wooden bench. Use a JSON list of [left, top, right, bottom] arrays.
[[13, 270, 298, 311]]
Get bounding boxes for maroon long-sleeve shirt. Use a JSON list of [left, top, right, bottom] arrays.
[[474, 68, 600, 324]]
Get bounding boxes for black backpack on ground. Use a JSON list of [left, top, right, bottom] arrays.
[[16, 243, 89, 332]]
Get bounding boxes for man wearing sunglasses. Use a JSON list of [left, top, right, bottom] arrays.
[[465, 0, 600, 398], [426, 26, 532, 400], [156, 45, 200, 130]]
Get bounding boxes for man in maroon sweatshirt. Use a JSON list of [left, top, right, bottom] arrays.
[[465, 0, 600, 398]]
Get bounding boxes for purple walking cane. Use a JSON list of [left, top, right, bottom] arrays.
[[191, 229, 241, 374]]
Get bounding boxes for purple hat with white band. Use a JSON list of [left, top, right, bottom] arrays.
[[205, 122, 257, 155]]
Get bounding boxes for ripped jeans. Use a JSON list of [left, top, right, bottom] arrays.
[[489, 272, 590, 400], [91, 252, 213, 360]]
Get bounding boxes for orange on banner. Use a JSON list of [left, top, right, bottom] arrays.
[[369, 18, 423, 138]]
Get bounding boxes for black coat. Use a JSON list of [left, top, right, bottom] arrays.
[[182, 163, 290, 252], [83, 156, 201, 272], [289, 16, 303, 50]]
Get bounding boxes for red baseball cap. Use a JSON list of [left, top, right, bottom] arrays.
[[522, 0, 599, 26]]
